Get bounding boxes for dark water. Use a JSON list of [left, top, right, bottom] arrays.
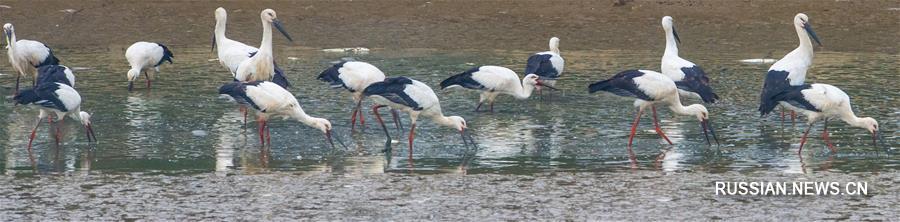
[[0, 47, 897, 175]]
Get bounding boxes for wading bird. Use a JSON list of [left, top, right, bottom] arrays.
[[659, 16, 718, 103], [218, 81, 336, 147], [759, 13, 822, 124], [363, 77, 473, 153], [37, 65, 75, 87], [212, 7, 290, 88], [588, 70, 718, 146], [317, 61, 404, 131], [13, 82, 96, 149], [440, 66, 553, 112], [4, 23, 60, 94], [233, 9, 293, 87], [125, 41, 173, 91], [760, 83, 879, 153], [524, 37, 564, 98]]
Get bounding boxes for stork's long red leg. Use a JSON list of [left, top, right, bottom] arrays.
[[408, 123, 417, 154], [144, 71, 152, 89], [266, 123, 271, 145], [372, 105, 390, 141], [258, 119, 266, 145], [350, 100, 361, 131], [780, 107, 786, 123], [790, 111, 797, 125], [55, 118, 65, 146], [27, 117, 43, 151], [822, 119, 836, 152], [628, 108, 644, 147], [798, 123, 814, 154], [652, 106, 673, 145]]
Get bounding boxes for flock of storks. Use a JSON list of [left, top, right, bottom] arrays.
[[4, 8, 881, 155]]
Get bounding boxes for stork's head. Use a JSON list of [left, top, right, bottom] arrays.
[[215, 7, 227, 21], [79, 111, 98, 142], [447, 116, 468, 132], [686, 104, 719, 145], [126, 68, 140, 91], [794, 13, 822, 46], [548, 37, 560, 54], [309, 117, 332, 134], [661, 16, 680, 44], [261, 9, 294, 42], [857, 117, 878, 134], [523, 74, 540, 86]]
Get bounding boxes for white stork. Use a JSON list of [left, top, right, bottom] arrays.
[[212, 7, 291, 88], [524, 37, 565, 98], [4, 23, 60, 94], [233, 9, 294, 88], [218, 81, 337, 147], [660, 16, 719, 103], [589, 70, 718, 146], [760, 83, 879, 153], [317, 61, 404, 131], [759, 13, 822, 123], [13, 82, 96, 149], [363, 77, 473, 153], [125, 41, 173, 91], [440, 66, 553, 112]]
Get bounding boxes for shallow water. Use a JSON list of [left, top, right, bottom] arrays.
[[0, 47, 897, 175], [1, 47, 898, 220]]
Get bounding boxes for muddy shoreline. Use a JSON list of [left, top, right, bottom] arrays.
[[0, 0, 896, 54], [2, 171, 898, 220]]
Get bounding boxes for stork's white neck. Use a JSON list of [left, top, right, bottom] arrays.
[[549, 39, 560, 55], [215, 14, 227, 41], [793, 24, 814, 59], [510, 78, 537, 99], [840, 110, 868, 129], [663, 26, 679, 58], [259, 18, 273, 54]]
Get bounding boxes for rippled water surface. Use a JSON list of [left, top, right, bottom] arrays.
[[1, 47, 897, 175]]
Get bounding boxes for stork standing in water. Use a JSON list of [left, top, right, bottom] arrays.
[[14, 82, 96, 150], [524, 37, 564, 99], [759, 13, 822, 124], [218, 81, 337, 147], [212, 7, 291, 88], [760, 83, 879, 153], [589, 70, 718, 146], [440, 66, 553, 112], [125, 41, 173, 91], [4, 23, 60, 95], [659, 16, 719, 103], [363, 77, 472, 153], [317, 61, 404, 131], [233, 9, 294, 87]]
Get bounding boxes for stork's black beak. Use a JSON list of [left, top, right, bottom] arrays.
[[128, 81, 134, 92], [3, 31, 10, 48], [803, 22, 822, 47], [701, 119, 720, 146], [672, 26, 681, 44], [326, 129, 349, 149], [460, 129, 477, 149], [272, 19, 294, 42], [85, 123, 97, 142], [535, 79, 558, 91], [211, 33, 217, 52]]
